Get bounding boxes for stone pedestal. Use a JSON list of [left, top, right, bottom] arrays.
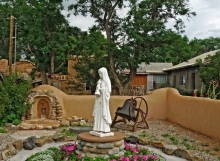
[[89, 131, 114, 137], [76, 132, 125, 158]]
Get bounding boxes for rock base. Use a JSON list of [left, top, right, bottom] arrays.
[[76, 132, 124, 158]]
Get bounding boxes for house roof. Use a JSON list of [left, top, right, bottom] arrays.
[[122, 62, 173, 74], [163, 50, 219, 71]]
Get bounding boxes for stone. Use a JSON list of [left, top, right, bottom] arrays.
[[117, 151, 125, 157], [6, 143, 15, 151], [163, 144, 178, 155], [45, 136, 53, 143], [64, 136, 76, 142], [139, 137, 151, 145], [5, 123, 12, 127], [108, 147, 119, 155], [97, 143, 113, 149], [75, 149, 85, 155], [52, 124, 60, 129], [53, 135, 65, 142], [69, 127, 93, 134], [35, 125, 44, 130], [77, 144, 84, 150], [35, 138, 46, 147], [42, 89, 47, 93], [71, 122, 79, 126], [67, 117, 73, 122], [86, 142, 97, 148], [19, 123, 35, 130], [89, 147, 109, 154], [83, 146, 90, 152], [12, 140, 23, 150], [124, 135, 139, 144], [60, 120, 69, 127], [44, 126, 52, 130], [79, 120, 86, 126], [23, 136, 36, 150], [114, 140, 124, 147], [151, 141, 166, 149], [119, 143, 125, 150], [86, 152, 104, 158], [190, 154, 205, 161], [175, 148, 191, 160], [37, 90, 43, 95]]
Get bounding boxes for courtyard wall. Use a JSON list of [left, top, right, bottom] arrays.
[[33, 85, 220, 140]]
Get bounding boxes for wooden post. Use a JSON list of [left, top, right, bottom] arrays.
[[9, 15, 14, 75]]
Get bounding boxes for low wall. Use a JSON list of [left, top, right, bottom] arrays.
[[167, 88, 220, 140], [33, 85, 220, 140]]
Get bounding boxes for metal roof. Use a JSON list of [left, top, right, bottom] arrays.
[[122, 62, 173, 74], [163, 50, 219, 71]]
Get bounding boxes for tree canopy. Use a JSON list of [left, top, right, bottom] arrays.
[[0, 0, 73, 83], [196, 50, 220, 85], [68, 0, 196, 94]]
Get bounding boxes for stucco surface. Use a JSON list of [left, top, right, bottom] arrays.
[[33, 85, 220, 140]]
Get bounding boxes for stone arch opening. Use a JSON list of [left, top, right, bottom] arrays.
[[37, 99, 50, 118]]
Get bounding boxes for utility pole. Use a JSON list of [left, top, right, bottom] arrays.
[[9, 15, 14, 75]]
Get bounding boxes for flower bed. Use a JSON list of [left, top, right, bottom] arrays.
[[27, 142, 166, 161]]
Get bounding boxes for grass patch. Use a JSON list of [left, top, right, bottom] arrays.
[[162, 133, 170, 138], [169, 136, 179, 145], [0, 127, 7, 133], [181, 141, 192, 150], [138, 130, 148, 138], [58, 128, 77, 137], [213, 147, 220, 152]]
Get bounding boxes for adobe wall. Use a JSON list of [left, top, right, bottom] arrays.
[[0, 59, 8, 72], [33, 85, 220, 140], [33, 85, 168, 121], [166, 88, 220, 140]]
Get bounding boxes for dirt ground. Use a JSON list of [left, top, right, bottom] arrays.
[[2, 119, 220, 161]]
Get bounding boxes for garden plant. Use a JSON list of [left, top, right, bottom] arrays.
[[28, 142, 166, 161], [0, 73, 32, 126]]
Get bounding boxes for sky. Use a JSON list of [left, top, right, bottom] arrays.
[[62, 0, 220, 40]]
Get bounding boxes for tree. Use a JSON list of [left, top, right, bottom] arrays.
[[189, 37, 220, 57], [196, 51, 220, 85], [1, 0, 72, 83], [71, 26, 109, 94], [69, 0, 196, 95], [149, 31, 192, 65]]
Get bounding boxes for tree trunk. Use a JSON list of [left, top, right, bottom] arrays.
[[51, 52, 55, 74], [104, 20, 136, 95], [41, 70, 47, 84]]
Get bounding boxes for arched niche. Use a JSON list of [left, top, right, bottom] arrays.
[[31, 95, 52, 119]]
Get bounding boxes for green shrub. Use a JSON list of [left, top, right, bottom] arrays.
[[0, 73, 32, 126], [0, 127, 7, 133]]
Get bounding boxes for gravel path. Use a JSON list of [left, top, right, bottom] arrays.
[[1, 119, 220, 161], [113, 119, 220, 161]]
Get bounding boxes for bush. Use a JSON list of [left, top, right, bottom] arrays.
[[0, 73, 32, 126]]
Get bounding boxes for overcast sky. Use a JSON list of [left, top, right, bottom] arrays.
[[62, 0, 220, 40]]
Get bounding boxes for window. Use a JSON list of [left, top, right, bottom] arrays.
[[156, 75, 167, 83], [181, 75, 187, 85]]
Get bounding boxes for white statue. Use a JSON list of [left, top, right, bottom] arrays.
[[90, 67, 114, 137]]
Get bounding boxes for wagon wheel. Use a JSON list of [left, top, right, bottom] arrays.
[[129, 96, 149, 131]]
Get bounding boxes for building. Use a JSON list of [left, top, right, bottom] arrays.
[[163, 50, 219, 93], [122, 62, 173, 91]]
